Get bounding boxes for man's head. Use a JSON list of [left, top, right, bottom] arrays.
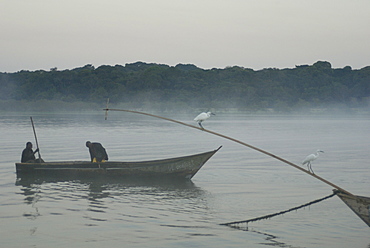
[[26, 142, 32, 148], [86, 141, 92, 148]]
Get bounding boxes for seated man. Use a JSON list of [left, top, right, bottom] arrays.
[[21, 142, 39, 163], [86, 141, 108, 162]]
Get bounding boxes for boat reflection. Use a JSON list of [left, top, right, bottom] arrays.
[[15, 173, 206, 206]]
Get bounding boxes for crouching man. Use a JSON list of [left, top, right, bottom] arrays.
[[86, 141, 108, 162]]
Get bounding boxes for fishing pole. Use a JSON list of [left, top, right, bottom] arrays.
[[104, 108, 353, 195]]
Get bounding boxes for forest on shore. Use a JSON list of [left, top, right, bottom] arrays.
[[0, 61, 369, 113]]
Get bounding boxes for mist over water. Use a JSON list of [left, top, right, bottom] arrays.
[[0, 112, 369, 248]]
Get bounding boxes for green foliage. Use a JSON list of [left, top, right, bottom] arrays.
[[0, 61, 369, 112]]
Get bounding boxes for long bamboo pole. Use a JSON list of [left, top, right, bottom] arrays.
[[104, 108, 353, 195], [30, 116, 41, 160], [105, 98, 110, 120]]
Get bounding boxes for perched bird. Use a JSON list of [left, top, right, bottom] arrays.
[[302, 150, 324, 174], [194, 111, 215, 129]]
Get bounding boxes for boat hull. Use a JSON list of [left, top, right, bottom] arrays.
[[336, 191, 370, 227], [15, 147, 221, 179]]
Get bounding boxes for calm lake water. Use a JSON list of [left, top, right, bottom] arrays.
[[0, 111, 369, 248]]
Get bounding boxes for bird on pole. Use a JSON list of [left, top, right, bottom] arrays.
[[302, 150, 324, 174], [194, 111, 215, 129]]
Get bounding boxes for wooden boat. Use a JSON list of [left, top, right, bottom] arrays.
[[15, 146, 221, 179], [335, 190, 370, 227]]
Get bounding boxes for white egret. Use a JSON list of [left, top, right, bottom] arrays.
[[194, 111, 215, 129], [302, 150, 324, 174]]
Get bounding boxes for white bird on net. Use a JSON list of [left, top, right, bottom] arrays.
[[194, 111, 215, 129], [302, 150, 324, 174]]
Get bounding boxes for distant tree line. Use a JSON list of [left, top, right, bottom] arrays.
[[0, 61, 369, 112]]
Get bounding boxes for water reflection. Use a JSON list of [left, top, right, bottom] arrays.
[[16, 174, 201, 192], [15, 174, 207, 220], [226, 225, 299, 248]]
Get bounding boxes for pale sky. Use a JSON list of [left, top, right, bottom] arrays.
[[1, 0, 369, 72]]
